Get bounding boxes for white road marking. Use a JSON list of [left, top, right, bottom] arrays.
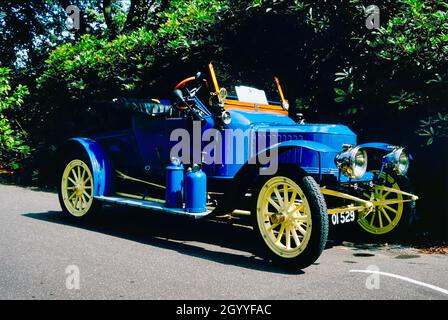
[[350, 269, 448, 295]]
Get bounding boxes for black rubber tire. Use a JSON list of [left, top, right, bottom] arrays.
[[357, 172, 416, 241], [251, 171, 328, 270], [57, 151, 101, 221]]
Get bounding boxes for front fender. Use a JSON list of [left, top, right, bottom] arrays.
[[214, 140, 338, 213], [357, 142, 395, 152], [68, 138, 113, 197], [358, 142, 414, 161]]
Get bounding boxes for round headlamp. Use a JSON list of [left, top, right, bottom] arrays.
[[385, 147, 409, 175], [335, 146, 368, 179], [221, 110, 232, 125]]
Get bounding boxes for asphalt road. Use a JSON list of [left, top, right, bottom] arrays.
[[0, 184, 447, 300]]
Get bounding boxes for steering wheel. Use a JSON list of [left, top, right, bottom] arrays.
[[174, 76, 196, 90], [173, 73, 206, 111]]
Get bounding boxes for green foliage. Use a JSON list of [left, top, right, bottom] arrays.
[[38, 0, 229, 100], [372, 0, 448, 112], [373, 0, 448, 69], [330, 0, 447, 143], [158, 0, 228, 42], [0, 68, 30, 170], [39, 30, 157, 98], [417, 113, 448, 145]]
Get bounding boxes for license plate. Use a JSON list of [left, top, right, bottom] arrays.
[[331, 210, 356, 225]]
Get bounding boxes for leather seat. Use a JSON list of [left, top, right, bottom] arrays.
[[118, 98, 171, 116]]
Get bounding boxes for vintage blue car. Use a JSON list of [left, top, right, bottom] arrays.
[[57, 64, 418, 269]]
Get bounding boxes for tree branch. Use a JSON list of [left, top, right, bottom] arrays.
[[123, 0, 151, 32], [103, 0, 118, 39]]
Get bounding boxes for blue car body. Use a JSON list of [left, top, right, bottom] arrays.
[[64, 95, 395, 204]]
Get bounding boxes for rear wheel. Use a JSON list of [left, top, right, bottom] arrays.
[[58, 156, 100, 219], [252, 173, 328, 269]]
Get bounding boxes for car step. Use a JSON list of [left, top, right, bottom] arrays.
[[94, 196, 210, 219]]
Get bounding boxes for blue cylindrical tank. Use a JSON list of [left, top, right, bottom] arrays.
[[165, 159, 184, 208], [185, 164, 207, 213]]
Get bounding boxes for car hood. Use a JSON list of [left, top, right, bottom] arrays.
[[227, 109, 357, 149]]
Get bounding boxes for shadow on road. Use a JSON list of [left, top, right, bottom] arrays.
[[23, 207, 306, 275]]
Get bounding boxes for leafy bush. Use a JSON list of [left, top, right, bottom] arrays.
[[0, 68, 30, 170], [332, 0, 448, 143], [38, 0, 229, 101], [417, 113, 448, 145]]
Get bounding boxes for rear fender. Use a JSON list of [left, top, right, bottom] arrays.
[[64, 138, 113, 197]]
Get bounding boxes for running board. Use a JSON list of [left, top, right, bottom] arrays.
[[94, 196, 210, 219]]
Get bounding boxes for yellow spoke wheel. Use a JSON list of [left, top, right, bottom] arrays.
[[358, 171, 403, 235], [61, 159, 94, 217], [256, 176, 313, 258]]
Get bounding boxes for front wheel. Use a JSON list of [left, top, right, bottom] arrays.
[[357, 170, 416, 238], [252, 173, 328, 269]]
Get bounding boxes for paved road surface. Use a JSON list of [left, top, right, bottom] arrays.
[[0, 184, 447, 300]]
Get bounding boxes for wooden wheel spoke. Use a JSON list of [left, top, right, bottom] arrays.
[[285, 226, 291, 249], [383, 204, 398, 214], [290, 203, 304, 214], [283, 184, 289, 206], [369, 212, 376, 226], [68, 191, 76, 201], [380, 207, 392, 224], [68, 177, 76, 186], [273, 188, 284, 207], [378, 209, 383, 228], [71, 169, 78, 181], [293, 221, 307, 236], [83, 190, 92, 199], [81, 194, 87, 207], [77, 196, 82, 209], [84, 176, 92, 185], [291, 228, 301, 247], [268, 197, 281, 211], [267, 223, 280, 232], [293, 215, 308, 222], [73, 196, 79, 209], [289, 191, 297, 206], [382, 190, 392, 198], [374, 188, 380, 198], [276, 224, 286, 243], [81, 168, 86, 182]]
